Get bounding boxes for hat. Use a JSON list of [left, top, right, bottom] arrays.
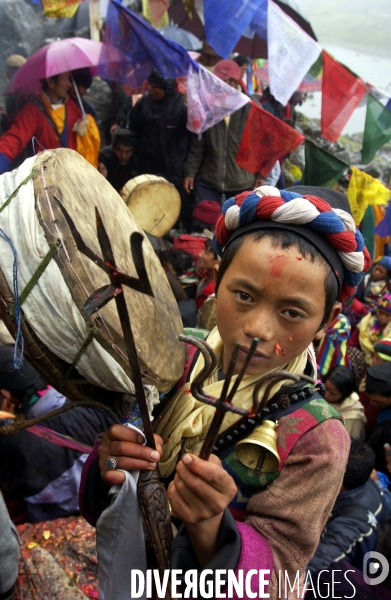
[[113, 128, 136, 148], [366, 362, 391, 396], [147, 70, 175, 91], [213, 59, 246, 92], [71, 67, 93, 89], [213, 185, 372, 303], [5, 54, 26, 69], [373, 338, 391, 362], [377, 294, 391, 314], [375, 256, 391, 273], [192, 200, 221, 225], [0, 345, 40, 391]]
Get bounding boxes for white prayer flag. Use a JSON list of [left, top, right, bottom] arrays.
[[267, 0, 321, 107]]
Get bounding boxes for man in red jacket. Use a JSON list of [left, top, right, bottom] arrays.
[[0, 71, 99, 174]]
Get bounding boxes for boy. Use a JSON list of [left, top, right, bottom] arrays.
[[81, 185, 371, 599]]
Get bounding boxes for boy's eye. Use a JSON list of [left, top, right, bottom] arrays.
[[234, 291, 253, 303], [283, 309, 304, 320]]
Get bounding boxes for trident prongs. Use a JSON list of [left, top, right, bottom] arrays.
[[179, 336, 316, 462], [178, 335, 259, 460], [251, 370, 316, 417]]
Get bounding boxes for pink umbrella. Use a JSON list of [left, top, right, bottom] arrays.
[[5, 37, 125, 95]]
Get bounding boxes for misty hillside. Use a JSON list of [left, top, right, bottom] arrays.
[[298, 0, 391, 58]]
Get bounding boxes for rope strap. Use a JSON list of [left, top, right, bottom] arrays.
[[10, 241, 62, 317], [58, 326, 99, 387], [0, 167, 39, 214]]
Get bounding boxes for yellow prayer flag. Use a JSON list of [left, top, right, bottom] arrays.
[[41, 0, 80, 18], [347, 166, 391, 225]]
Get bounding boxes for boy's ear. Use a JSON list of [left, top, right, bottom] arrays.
[[318, 302, 342, 333]]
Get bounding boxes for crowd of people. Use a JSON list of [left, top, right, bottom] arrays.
[[0, 47, 391, 600]]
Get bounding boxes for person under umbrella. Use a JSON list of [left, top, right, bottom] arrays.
[[0, 69, 100, 174]]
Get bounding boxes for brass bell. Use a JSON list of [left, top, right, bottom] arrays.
[[235, 420, 280, 474]]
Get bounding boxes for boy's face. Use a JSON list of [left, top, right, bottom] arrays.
[[198, 247, 218, 271], [376, 308, 391, 326], [372, 264, 388, 281], [367, 391, 391, 409], [216, 236, 340, 376]]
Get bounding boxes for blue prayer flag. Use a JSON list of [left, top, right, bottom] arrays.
[[374, 200, 391, 238], [204, 0, 267, 59], [98, 1, 197, 87]]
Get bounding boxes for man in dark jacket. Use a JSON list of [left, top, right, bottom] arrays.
[[183, 59, 263, 206], [127, 70, 192, 231], [99, 128, 137, 193]]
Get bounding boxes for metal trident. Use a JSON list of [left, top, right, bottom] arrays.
[[54, 199, 172, 580], [179, 334, 315, 461]]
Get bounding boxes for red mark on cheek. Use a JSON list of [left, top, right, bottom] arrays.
[[274, 342, 286, 356], [297, 256, 302, 261], [269, 254, 287, 277], [288, 337, 293, 342]]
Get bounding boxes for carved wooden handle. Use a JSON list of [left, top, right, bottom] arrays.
[[137, 468, 172, 598]]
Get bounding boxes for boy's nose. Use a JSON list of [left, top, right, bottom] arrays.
[[243, 310, 275, 343]]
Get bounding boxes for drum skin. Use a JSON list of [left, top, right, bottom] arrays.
[[121, 174, 181, 238], [0, 149, 184, 398]]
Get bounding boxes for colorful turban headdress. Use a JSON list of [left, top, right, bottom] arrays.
[[373, 337, 391, 362], [213, 185, 372, 303], [375, 256, 391, 273], [377, 294, 391, 314]]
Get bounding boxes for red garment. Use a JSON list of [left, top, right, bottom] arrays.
[[196, 278, 215, 310], [0, 97, 82, 162]]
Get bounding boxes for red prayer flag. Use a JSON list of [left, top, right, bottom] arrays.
[[321, 51, 366, 143], [235, 101, 304, 177]]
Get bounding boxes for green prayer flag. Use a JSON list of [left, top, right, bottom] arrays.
[[362, 94, 391, 164], [361, 205, 376, 260], [303, 139, 348, 187]]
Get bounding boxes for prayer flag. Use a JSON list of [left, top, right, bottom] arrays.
[[186, 63, 249, 134], [203, 0, 265, 59], [347, 166, 391, 226], [321, 51, 366, 143], [41, 0, 80, 18], [374, 200, 391, 239], [302, 139, 348, 188], [99, 1, 194, 87], [235, 101, 304, 177], [362, 94, 391, 164], [267, 0, 321, 107]]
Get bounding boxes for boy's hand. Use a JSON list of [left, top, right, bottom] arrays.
[[98, 424, 163, 485], [167, 453, 237, 566]]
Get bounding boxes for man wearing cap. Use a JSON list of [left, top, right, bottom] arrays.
[[127, 70, 193, 231], [183, 59, 263, 206], [0, 345, 113, 522], [191, 199, 220, 233], [99, 128, 137, 193]]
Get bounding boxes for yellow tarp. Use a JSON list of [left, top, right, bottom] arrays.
[[347, 166, 391, 225]]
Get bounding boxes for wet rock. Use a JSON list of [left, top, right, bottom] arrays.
[[0, 0, 60, 100]]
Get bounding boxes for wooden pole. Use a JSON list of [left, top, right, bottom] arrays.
[[89, 0, 101, 41]]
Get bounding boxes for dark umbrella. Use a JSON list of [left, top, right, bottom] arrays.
[[168, 0, 317, 58]]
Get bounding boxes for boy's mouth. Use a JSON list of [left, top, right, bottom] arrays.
[[238, 345, 269, 362]]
